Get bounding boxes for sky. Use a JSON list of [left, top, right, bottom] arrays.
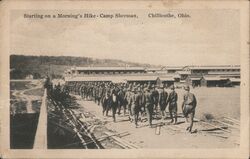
[[10, 9, 240, 66]]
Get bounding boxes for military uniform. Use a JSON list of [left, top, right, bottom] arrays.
[[111, 89, 119, 122], [182, 92, 196, 117], [152, 86, 159, 113], [117, 88, 126, 115], [182, 85, 197, 133], [167, 86, 178, 123], [145, 87, 154, 127], [125, 88, 133, 120], [131, 88, 141, 127], [102, 89, 111, 116], [159, 88, 168, 119]]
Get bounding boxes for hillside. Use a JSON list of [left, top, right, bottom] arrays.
[[10, 55, 155, 79]]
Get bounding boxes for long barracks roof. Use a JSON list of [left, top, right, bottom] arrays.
[[72, 67, 146, 71], [70, 65, 240, 72], [203, 76, 229, 81], [188, 65, 240, 70], [164, 65, 240, 70], [65, 75, 174, 82]]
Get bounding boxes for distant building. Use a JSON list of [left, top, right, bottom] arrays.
[[64, 65, 240, 87]]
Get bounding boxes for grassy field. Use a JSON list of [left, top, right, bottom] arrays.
[[174, 87, 240, 120]]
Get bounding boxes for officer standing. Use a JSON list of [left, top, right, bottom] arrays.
[[182, 85, 197, 133]]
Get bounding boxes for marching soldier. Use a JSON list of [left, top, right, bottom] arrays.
[[139, 85, 146, 121], [125, 86, 133, 121], [117, 86, 126, 116], [159, 85, 168, 120], [80, 84, 85, 99], [167, 85, 178, 124], [151, 84, 159, 116], [131, 87, 140, 128], [144, 86, 154, 127], [182, 85, 197, 133], [97, 84, 103, 105], [111, 88, 119, 122], [102, 87, 111, 116]]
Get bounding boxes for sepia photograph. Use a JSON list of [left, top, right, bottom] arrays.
[[0, 0, 249, 158]]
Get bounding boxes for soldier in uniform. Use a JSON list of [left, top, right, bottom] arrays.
[[111, 88, 119, 122], [102, 87, 111, 116], [117, 86, 126, 116], [159, 85, 168, 120], [83, 84, 88, 100], [125, 86, 133, 121], [139, 85, 146, 121], [97, 84, 103, 105], [144, 86, 154, 127], [131, 87, 140, 128], [80, 84, 85, 99], [151, 84, 159, 117], [167, 85, 178, 124], [182, 85, 197, 133], [93, 83, 98, 103]]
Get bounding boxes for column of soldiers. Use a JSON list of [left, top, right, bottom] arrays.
[[67, 81, 197, 133]]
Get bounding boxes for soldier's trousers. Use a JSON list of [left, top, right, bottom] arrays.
[[131, 105, 140, 125], [111, 103, 118, 122], [127, 104, 132, 118], [102, 99, 110, 116], [169, 103, 177, 118], [118, 101, 126, 115], [145, 104, 154, 125]]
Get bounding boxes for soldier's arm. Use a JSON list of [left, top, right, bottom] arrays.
[[182, 95, 185, 109], [166, 93, 170, 105], [193, 95, 197, 108], [158, 92, 162, 104], [165, 93, 168, 104], [176, 93, 178, 103], [142, 94, 145, 105]]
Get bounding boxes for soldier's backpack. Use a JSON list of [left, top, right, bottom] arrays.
[[112, 94, 117, 102], [185, 93, 194, 105]]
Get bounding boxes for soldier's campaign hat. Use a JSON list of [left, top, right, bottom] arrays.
[[137, 87, 141, 92], [170, 85, 175, 90], [145, 86, 150, 91], [159, 84, 164, 89], [184, 85, 190, 90], [132, 87, 137, 92]]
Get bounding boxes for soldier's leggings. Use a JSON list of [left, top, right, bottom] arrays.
[[131, 105, 140, 125], [111, 104, 118, 122], [146, 104, 154, 125], [127, 104, 132, 118], [118, 101, 126, 115]]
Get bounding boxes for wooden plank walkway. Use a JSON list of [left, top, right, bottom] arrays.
[[33, 89, 47, 149]]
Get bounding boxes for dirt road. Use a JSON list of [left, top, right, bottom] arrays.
[[74, 95, 240, 149]]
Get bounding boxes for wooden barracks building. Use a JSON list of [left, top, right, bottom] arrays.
[[64, 65, 240, 87]]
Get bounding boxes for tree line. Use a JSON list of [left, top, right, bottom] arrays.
[[10, 55, 152, 79]]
